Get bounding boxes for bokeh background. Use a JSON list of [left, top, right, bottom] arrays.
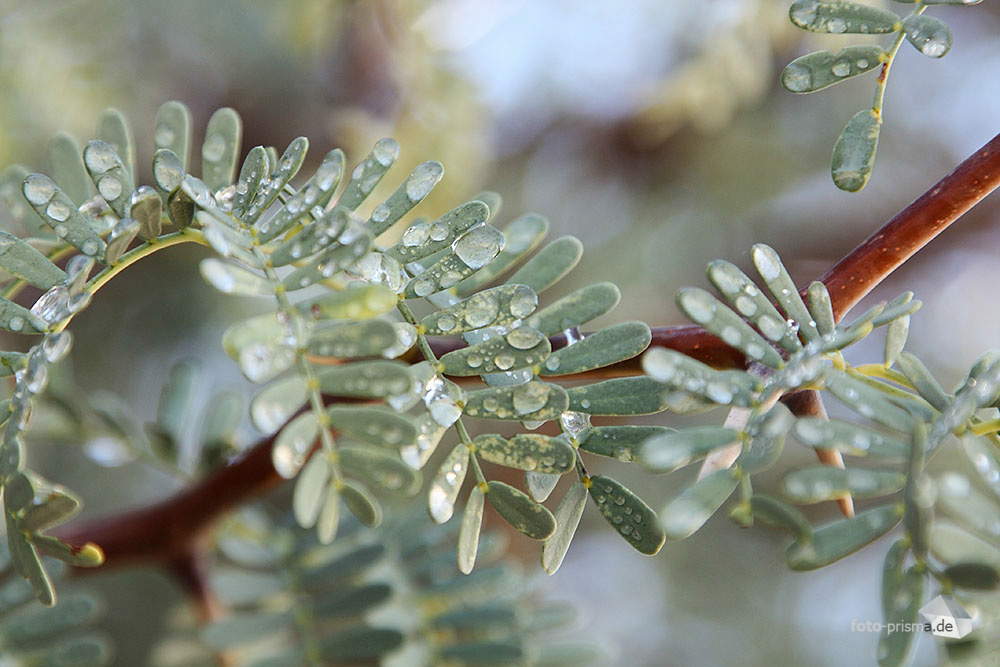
[[3, 0, 1000, 664]]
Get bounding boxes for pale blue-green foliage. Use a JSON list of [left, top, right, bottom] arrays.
[[180, 509, 599, 666], [641, 243, 1000, 665], [782, 0, 979, 191], [0, 541, 110, 665], [0, 101, 670, 611]]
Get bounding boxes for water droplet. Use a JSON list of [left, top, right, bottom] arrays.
[[84, 142, 118, 174], [790, 0, 817, 26], [371, 203, 390, 223], [436, 314, 458, 332], [757, 315, 786, 341], [513, 381, 551, 415], [734, 295, 757, 316], [372, 138, 399, 167], [439, 270, 463, 288], [402, 222, 430, 247], [720, 325, 741, 347], [559, 410, 590, 437], [753, 246, 781, 281], [429, 222, 449, 242], [463, 291, 499, 328], [681, 292, 715, 324], [32, 286, 71, 324], [8, 316, 24, 332], [494, 353, 515, 370], [54, 224, 69, 238], [413, 277, 436, 297], [42, 331, 73, 362], [831, 61, 850, 78], [505, 325, 543, 350], [827, 17, 846, 33], [782, 63, 812, 92], [856, 59, 870, 70], [545, 357, 560, 371], [84, 436, 137, 467], [454, 226, 503, 270], [706, 381, 733, 405], [203, 133, 227, 161], [405, 162, 442, 202], [45, 199, 71, 222], [508, 286, 536, 318], [23, 175, 55, 206]]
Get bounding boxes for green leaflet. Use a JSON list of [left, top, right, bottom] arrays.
[[152, 148, 185, 201], [250, 375, 309, 434], [936, 471, 1000, 543], [884, 315, 909, 368], [823, 371, 915, 432], [962, 436, 1000, 499], [455, 213, 549, 295], [200, 258, 272, 296], [83, 140, 134, 219], [340, 479, 383, 528], [806, 282, 835, 337], [316, 361, 411, 398], [588, 475, 665, 555], [660, 469, 740, 541], [31, 534, 103, 568], [473, 433, 575, 474], [322, 627, 404, 662], [438, 642, 523, 665], [21, 174, 106, 259], [440, 324, 550, 376], [300, 284, 398, 322], [336, 138, 399, 211], [749, 494, 813, 540], [793, 417, 909, 460], [643, 351, 757, 412], [738, 403, 794, 474], [527, 281, 620, 337], [5, 512, 54, 606], [486, 480, 556, 540], [832, 109, 881, 192], [256, 149, 345, 243], [14, 484, 81, 532], [421, 284, 537, 335], [270, 207, 350, 266], [458, 485, 485, 574], [326, 406, 416, 448], [542, 481, 588, 574], [1, 591, 103, 647], [0, 296, 47, 334], [576, 425, 672, 462], [785, 504, 903, 570], [202, 611, 292, 650], [201, 107, 243, 192], [781, 46, 884, 93], [154, 101, 192, 169], [129, 186, 162, 240], [293, 454, 331, 528], [280, 227, 374, 291], [48, 132, 91, 205], [313, 582, 393, 619], [243, 137, 309, 224], [750, 244, 820, 343], [706, 260, 800, 352], [506, 236, 582, 294], [428, 443, 470, 523], [871, 292, 920, 327], [272, 412, 319, 479], [403, 225, 505, 299], [337, 446, 423, 496], [462, 381, 568, 422], [788, 0, 900, 34], [567, 376, 672, 416], [902, 14, 951, 58], [878, 566, 924, 667], [930, 523, 1000, 570], [307, 319, 398, 359], [386, 201, 488, 263], [540, 321, 650, 376], [1, 165, 48, 236], [639, 427, 741, 474], [232, 146, 268, 217], [0, 230, 66, 289], [96, 108, 135, 183], [943, 563, 999, 591], [155, 360, 196, 441], [366, 161, 443, 236], [782, 466, 905, 503]]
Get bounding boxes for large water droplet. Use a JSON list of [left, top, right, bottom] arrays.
[[512, 381, 551, 415], [781, 63, 812, 92], [84, 142, 119, 174], [372, 138, 399, 167], [405, 162, 443, 202], [463, 291, 499, 328], [454, 226, 503, 269], [505, 326, 543, 350], [23, 175, 56, 206], [45, 200, 71, 222], [203, 133, 227, 161]]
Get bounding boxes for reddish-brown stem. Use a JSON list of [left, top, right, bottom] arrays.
[[818, 131, 1000, 320], [50, 131, 1000, 583]]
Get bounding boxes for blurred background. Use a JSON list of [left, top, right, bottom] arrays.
[[2, 0, 1000, 664]]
